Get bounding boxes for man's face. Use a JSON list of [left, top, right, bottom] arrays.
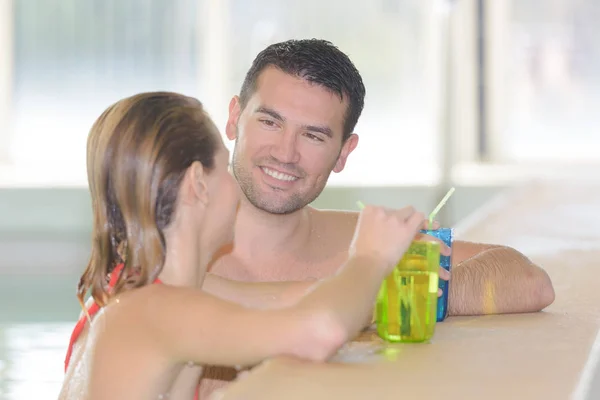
[[226, 67, 358, 214]]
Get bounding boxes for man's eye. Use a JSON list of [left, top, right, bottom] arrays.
[[260, 119, 276, 127], [305, 133, 324, 142]]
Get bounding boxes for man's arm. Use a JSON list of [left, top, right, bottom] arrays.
[[448, 241, 555, 316]]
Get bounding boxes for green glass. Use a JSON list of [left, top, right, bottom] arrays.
[[375, 240, 440, 343]]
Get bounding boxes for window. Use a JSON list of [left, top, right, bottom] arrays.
[[3, 0, 447, 186], [486, 0, 600, 162], [8, 0, 203, 185]]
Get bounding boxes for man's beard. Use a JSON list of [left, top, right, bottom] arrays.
[[230, 141, 327, 215]]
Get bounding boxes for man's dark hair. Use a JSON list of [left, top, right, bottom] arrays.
[[239, 39, 366, 142]]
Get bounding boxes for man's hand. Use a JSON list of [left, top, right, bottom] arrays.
[[415, 219, 452, 256], [414, 219, 451, 297], [437, 267, 450, 297]]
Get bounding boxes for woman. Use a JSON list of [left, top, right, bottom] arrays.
[[59, 91, 427, 400]]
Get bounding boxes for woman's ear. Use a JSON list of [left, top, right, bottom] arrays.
[[181, 161, 209, 206]]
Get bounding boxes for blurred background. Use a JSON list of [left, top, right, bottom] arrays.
[[1, 0, 599, 398]]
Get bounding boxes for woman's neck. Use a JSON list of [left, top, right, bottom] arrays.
[[159, 226, 209, 288]]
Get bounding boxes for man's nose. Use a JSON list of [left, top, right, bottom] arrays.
[[270, 130, 300, 164]]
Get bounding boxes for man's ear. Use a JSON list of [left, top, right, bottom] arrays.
[[333, 133, 359, 173], [225, 96, 242, 141], [181, 161, 209, 206]]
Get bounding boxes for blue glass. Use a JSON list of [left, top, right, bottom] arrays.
[[420, 228, 453, 321]]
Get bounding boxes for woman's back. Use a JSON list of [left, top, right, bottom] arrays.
[[60, 285, 204, 400]]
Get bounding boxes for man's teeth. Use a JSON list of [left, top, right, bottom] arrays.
[[262, 167, 298, 182]]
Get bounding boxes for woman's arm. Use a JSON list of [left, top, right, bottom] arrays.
[[145, 254, 388, 368], [145, 205, 424, 368]]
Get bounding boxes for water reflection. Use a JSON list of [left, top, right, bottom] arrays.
[[0, 323, 71, 400]]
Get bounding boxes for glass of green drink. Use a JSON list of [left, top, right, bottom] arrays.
[[375, 240, 440, 343]]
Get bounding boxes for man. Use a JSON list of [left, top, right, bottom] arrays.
[[198, 39, 555, 397]]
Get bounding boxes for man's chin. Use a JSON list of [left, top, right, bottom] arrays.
[[251, 197, 303, 215], [241, 181, 314, 215], [257, 204, 298, 215]]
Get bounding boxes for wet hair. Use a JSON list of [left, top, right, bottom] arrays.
[[239, 39, 366, 141], [77, 91, 219, 310]]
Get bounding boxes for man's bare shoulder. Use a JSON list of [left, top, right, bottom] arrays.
[[308, 207, 359, 234], [305, 208, 359, 257]]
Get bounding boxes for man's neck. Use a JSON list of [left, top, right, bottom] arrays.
[[232, 198, 313, 261]]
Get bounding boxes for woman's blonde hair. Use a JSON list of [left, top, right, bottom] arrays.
[[77, 91, 219, 309]]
